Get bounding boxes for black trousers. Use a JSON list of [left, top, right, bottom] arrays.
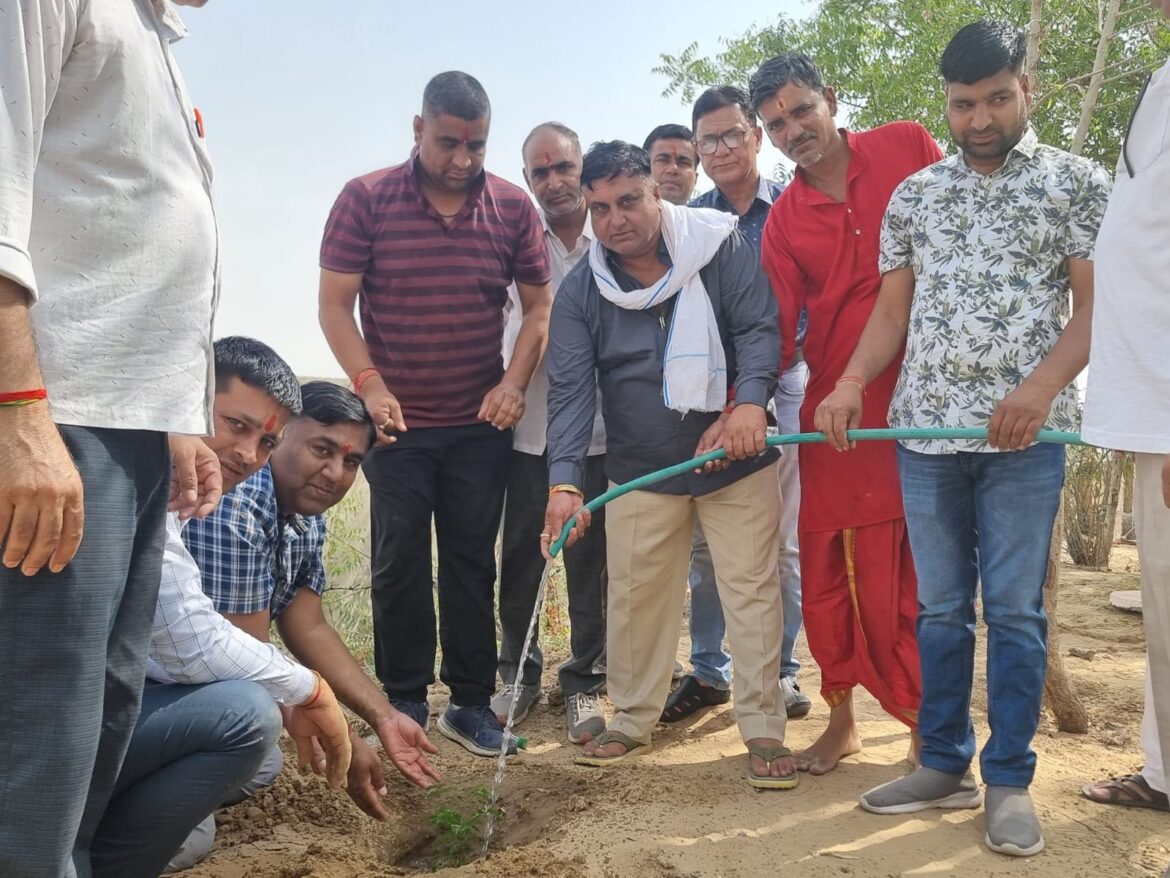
[[498, 450, 608, 696], [365, 422, 512, 706]]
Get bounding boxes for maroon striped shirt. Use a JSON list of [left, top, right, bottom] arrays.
[[320, 157, 550, 428]]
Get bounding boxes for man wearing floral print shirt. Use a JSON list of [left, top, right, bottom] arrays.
[[817, 20, 1110, 858]]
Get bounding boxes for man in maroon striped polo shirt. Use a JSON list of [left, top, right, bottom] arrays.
[[318, 71, 552, 757]]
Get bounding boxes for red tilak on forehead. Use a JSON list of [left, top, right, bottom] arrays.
[[341, 441, 353, 455], [544, 152, 554, 167], [264, 414, 277, 432], [462, 122, 471, 143]]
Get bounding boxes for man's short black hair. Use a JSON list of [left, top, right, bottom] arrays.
[[692, 85, 755, 131], [940, 21, 1027, 85], [521, 121, 582, 161], [421, 71, 491, 121], [642, 123, 694, 152], [213, 336, 301, 416], [748, 53, 826, 113], [298, 381, 376, 450], [580, 141, 651, 189]]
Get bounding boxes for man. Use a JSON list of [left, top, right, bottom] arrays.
[[662, 85, 811, 725], [543, 141, 795, 789], [0, 3, 225, 875], [492, 123, 609, 744], [92, 339, 353, 878], [318, 71, 553, 757], [644, 124, 700, 205], [1080, 3, 1170, 853], [185, 380, 442, 821], [817, 22, 1110, 856], [754, 53, 940, 778]]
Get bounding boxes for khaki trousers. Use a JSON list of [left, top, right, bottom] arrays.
[[604, 462, 787, 745], [1136, 453, 1170, 794]]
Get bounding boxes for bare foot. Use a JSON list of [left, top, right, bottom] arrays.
[[907, 730, 921, 767], [796, 696, 861, 775], [746, 737, 798, 778]]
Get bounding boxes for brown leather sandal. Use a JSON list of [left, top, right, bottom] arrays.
[[1081, 773, 1170, 811]]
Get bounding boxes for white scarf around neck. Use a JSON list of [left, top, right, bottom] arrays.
[[589, 200, 738, 413]]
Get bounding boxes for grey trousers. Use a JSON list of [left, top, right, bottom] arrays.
[[0, 426, 169, 878]]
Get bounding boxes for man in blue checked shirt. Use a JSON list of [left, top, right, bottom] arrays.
[[184, 380, 442, 822]]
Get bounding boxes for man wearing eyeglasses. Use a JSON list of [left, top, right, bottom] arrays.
[[660, 86, 812, 727]]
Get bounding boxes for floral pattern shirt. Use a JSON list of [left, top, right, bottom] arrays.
[[879, 128, 1112, 453]]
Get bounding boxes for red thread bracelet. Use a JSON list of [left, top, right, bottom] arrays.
[[0, 388, 48, 406], [302, 672, 324, 707], [352, 368, 379, 395], [835, 375, 866, 391]]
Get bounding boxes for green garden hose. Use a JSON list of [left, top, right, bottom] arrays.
[[548, 427, 1084, 556]]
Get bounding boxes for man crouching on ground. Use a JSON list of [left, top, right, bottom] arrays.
[[542, 140, 795, 789]]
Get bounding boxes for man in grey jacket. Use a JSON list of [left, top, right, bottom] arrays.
[[541, 141, 795, 788]]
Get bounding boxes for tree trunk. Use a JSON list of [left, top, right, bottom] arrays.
[[1026, 0, 1044, 83], [1071, 0, 1123, 155], [1120, 452, 1136, 542], [1044, 515, 1090, 733]]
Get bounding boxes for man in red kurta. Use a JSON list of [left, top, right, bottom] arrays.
[[751, 54, 942, 773]]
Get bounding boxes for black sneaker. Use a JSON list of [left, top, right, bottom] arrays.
[[660, 675, 730, 722]]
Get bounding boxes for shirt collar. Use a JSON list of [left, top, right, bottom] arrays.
[[150, 0, 190, 42], [404, 147, 487, 214], [539, 206, 593, 247], [706, 174, 778, 212], [789, 128, 864, 206], [949, 126, 1039, 176]]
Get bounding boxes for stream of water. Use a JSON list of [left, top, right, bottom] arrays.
[[480, 557, 554, 857]]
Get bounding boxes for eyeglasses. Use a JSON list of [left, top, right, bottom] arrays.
[[695, 129, 749, 155]]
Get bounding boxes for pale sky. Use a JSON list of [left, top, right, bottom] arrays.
[[173, 0, 808, 378]]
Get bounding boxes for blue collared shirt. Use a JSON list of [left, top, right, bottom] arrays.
[[182, 464, 328, 620], [689, 176, 784, 252]]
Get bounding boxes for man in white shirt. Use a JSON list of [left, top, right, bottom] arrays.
[[492, 123, 609, 744], [92, 338, 353, 878], [0, 3, 225, 875], [1079, 8, 1170, 862]]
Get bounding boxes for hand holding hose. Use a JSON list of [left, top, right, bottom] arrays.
[[542, 491, 590, 560], [815, 383, 864, 451]]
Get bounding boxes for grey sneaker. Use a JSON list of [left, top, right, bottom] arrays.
[[781, 677, 812, 719], [565, 692, 606, 744], [860, 767, 984, 815], [490, 683, 540, 727], [985, 785, 1045, 857]]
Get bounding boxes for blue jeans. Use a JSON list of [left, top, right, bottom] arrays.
[[90, 680, 282, 878], [897, 442, 1064, 788], [689, 367, 806, 688]]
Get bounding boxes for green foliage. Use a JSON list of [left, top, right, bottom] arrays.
[[654, 0, 1170, 167], [425, 785, 502, 871]]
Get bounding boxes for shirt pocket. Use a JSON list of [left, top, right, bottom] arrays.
[[1125, 75, 1170, 176]]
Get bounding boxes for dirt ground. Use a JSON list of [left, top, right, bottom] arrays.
[[187, 546, 1167, 878]]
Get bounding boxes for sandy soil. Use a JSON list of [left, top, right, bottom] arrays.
[[187, 546, 1168, 878]]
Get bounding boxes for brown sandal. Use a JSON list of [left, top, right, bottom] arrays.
[[1081, 773, 1170, 811]]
